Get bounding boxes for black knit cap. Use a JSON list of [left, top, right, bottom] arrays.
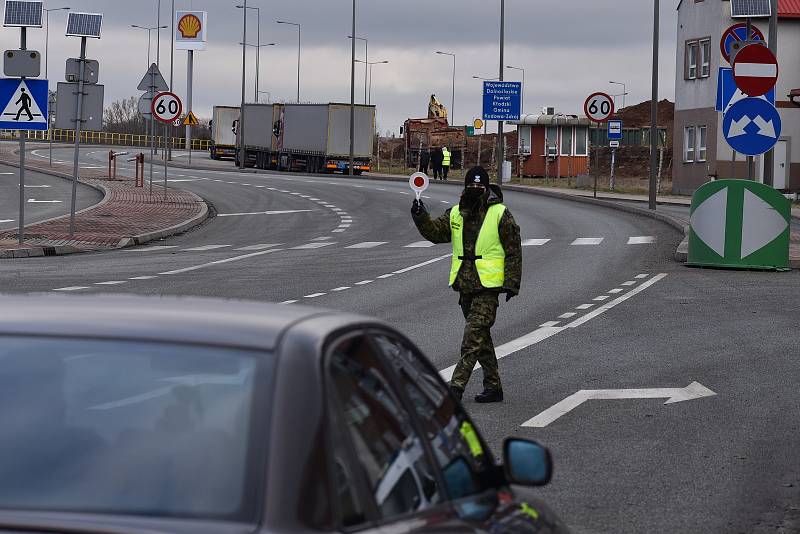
[[464, 166, 490, 188]]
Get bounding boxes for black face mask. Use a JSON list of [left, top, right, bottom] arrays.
[[464, 187, 485, 201]]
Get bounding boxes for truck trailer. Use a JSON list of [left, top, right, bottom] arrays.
[[209, 105, 240, 160], [238, 103, 375, 174]]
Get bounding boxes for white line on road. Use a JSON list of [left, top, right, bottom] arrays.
[[576, 304, 594, 310], [128, 276, 158, 280], [405, 241, 436, 248], [0, 219, 13, 223], [635, 274, 649, 279], [235, 243, 282, 251], [123, 245, 178, 252], [52, 286, 89, 291], [628, 236, 655, 244], [280, 300, 298, 304], [181, 245, 232, 251], [593, 295, 610, 301], [570, 237, 604, 245], [345, 241, 387, 249], [608, 288, 624, 294], [23, 184, 51, 188], [558, 312, 577, 319], [291, 242, 336, 249], [393, 254, 452, 274], [332, 229, 345, 233], [355, 280, 373, 285], [158, 248, 284, 275], [27, 199, 61, 203], [621, 281, 636, 286], [312, 237, 333, 241], [331, 286, 350, 291], [217, 209, 314, 217], [95, 281, 126, 285], [540, 321, 561, 327], [522, 239, 550, 246], [304, 293, 326, 298], [377, 273, 395, 279]]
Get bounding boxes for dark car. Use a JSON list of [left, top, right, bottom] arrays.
[[0, 294, 569, 533]]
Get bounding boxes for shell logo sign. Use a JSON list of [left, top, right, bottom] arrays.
[[175, 11, 207, 51]]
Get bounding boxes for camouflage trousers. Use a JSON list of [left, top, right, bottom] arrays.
[[450, 291, 501, 391]]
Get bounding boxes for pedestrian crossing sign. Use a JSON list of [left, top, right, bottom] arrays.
[[182, 110, 199, 126], [0, 78, 48, 130]]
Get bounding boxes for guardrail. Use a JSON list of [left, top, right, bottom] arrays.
[[0, 129, 211, 151]]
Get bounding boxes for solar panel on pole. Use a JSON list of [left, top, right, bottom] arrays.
[[3, 0, 42, 27], [65, 12, 102, 38], [730, 0, 771, 18]]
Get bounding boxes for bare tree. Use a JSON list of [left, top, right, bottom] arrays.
[[103, 96, 147, 134]]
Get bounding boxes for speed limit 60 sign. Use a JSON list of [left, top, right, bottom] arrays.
[[152, 91, 183, 124], [584, 92, 614, 123]]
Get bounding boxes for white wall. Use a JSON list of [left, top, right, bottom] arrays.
[[675, 0, 727, 111]]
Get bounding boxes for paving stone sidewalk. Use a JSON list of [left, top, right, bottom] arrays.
[[0, 142, 206, 258]]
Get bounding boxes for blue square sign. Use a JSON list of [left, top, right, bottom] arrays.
[[0, 78, 48, 130], [608, 120, 622, 140], [482, 81, 521, 121]]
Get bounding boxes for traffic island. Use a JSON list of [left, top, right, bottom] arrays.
[[0, 142, 208, 259]]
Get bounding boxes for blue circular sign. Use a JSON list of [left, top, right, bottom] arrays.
[[723, 97, 781, 156]]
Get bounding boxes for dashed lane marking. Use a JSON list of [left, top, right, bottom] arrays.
[[355, 280, 373, 285], [157, 248, 284, 276], [621, 281, 636, 286], [635, 274, 649, 279], [346, 241, 387, 249], [52, 286, 89, 291], [608, 288, 624, 294], [304, 293, 326, 298], [280, 300, 298, 304], [291, 242, 336, 249], [540, 321, 561, 327], [593, 295, 610, 301], [331, 286, 350, 291], [235, 243, 282, 251], [628, 236, 656, 244], [377, 273, 395, 279], [558, 312, 577, 319], [570, 237, 604, 245], [95, 281, 126, 285], [181, 245, 232, 251], [522, 239, 550, 246], [405, 241, 436, 248], [576, 304, 594, 310], [128, 276, 158, 280], [123, 246, 178, 252], [217, 209, 314, 217], [312, 237, 333, 241]]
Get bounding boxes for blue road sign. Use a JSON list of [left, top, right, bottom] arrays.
[[723, 97, 781, 156], [608, 120, 622, 140], [715, 67, 774, 112], [482, 81, 521, 121], [0, 78, 48, 130]]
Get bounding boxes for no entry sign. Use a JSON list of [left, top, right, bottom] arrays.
[[733, 44, 778, 97]]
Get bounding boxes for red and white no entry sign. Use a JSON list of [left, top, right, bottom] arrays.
[[152, 91, 183, 123], [408, 171, 429, 199], [733, 44, 778, 97], [584, 92, 614, 123]]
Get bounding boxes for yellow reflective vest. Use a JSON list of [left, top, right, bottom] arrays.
[[449, 204, 506, 288], [442, 148, 451, 166]]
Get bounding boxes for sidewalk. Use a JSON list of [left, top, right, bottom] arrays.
[[0, 142, 207, 258]]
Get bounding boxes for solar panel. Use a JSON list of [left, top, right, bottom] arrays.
[[730, 0, 771, 18], [65, 12, 102, 38], [3, 1, 42, 27]]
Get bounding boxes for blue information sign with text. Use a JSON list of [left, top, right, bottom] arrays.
[[482, 81, 521, 121]]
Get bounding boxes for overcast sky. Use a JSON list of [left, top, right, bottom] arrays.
[[0, 0, 679, 134]]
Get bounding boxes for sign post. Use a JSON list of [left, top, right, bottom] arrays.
[[152, 90, 182, 200], [175, 11, 207, 167], [607, 119, 622, 191], [482, 81, 521, 182], [584, 92, 614, 198], [137, 63, 169, 198]]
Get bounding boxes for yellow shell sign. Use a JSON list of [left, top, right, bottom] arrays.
[[175, 11, 207, 51]]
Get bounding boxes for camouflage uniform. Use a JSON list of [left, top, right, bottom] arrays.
[[412, 184, 522, 391]]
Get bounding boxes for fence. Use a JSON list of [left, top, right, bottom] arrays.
[[0, 128, 210, 151], [589, 126, 668, 148]]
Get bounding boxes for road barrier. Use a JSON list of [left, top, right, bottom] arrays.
[[130, 153, 145, 187], [0, 129, 211, 151], [107, 150, 129, 180]]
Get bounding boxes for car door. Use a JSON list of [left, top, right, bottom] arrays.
[[369, 331, 566, 534], [324, 331, 476, 532]]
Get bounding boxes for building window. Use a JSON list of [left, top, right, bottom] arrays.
[[700, 39, 711, 77], [697, 126, 707, 162], [575, 126, 588, 156], [684, 126, 695, 162], [545, 126, 558, 156], [686, 41, 699, 80], [560, 127, 573, 156]]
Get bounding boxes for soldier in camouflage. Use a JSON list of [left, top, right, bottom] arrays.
[[411, 166, 521, 403]]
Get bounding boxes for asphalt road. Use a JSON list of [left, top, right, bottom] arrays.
[[4, 146, 799, 533], [0, 159, 103, 232]]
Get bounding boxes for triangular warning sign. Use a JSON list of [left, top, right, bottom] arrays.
[[137, 63, 169, 92], [183, 110, 199, 126], [1, 79, 47, 125]]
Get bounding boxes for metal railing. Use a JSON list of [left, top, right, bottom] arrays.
[[0, 129, 211, 151]]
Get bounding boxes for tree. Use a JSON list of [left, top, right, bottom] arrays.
[[103, 96, 147, 134]]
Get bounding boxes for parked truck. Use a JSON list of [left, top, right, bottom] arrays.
[[238, 103, 376, 174], [209, 105, 240, 160], [402, 117, 465, 168]]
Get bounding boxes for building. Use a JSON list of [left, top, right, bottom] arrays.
[[512, 112, 591, 178], [673, 0, 800, 194]]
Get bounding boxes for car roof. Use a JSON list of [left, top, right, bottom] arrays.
[[0, 293, 370, 352]]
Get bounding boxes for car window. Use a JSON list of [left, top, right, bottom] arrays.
[[326, 334, 443, 524], [0, 336, 267, 521], [371, 333, 493, 499]]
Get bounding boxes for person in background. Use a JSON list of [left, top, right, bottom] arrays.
[[431, 146, 444, 180], [419, 147, 430, 175], [441, 146, 451, 181]]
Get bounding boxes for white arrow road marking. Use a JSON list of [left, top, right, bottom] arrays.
[[439, 273, 668, 381], [740, 188, 789, 258], [752, 115, 777, 138], [727, 116, 750, 138], [521, 382, 717, 427], [216, 209, 314, 217], [690, 187, 727, 257], [27, 199, 61, 203]]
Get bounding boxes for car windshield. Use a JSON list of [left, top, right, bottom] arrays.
[[0, 336, 267, 521]]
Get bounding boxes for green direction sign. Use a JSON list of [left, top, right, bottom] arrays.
[[688, 179, 790, 270], [466, 126, 475, 136]]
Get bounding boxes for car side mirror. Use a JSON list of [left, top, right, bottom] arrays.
[[503, 438, 552, 487]]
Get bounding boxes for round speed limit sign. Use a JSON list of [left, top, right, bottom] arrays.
[[152, 91, 183, 124], [584, 92, 614, 123]]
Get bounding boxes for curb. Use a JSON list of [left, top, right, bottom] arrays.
[[116, 190, 209, 248]]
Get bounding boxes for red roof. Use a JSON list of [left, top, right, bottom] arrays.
[[779, 0, 800, 18]]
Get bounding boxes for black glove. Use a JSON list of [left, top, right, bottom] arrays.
[[411, 199, 427, 217], [504, 288, 518, 302]]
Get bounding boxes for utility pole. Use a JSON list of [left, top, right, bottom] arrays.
[[648, 0, 659, 210], [349, 0, 355, 175], [496, 0, 505, 183], [239, 1, 247, 172], [763, 0, 778, 186]]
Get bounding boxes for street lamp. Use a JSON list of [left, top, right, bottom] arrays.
[[239, 40, 277, 101], [131, 24, 168, 68], [44, 6, 69, 79], [506, 64, 525, 114], [355, 59, 388, 105], [277, 20, 301, 102], [347, 35, 368, 104], [472, 75, 498, 81], [237, 5, 262, 102], [436, 50, 456, 125], [609, 80, 626, 110]]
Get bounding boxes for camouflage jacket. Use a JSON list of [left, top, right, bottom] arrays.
[[412, 184, 522, 295]]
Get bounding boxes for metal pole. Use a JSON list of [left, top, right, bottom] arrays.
[[239, 0, 247, 172], [496, 0, 504, 183], [521, 68, 524, 114], [451, 54, 455, 125], [68, 37, 87, 237], [255, 8, 260, 101], [186, 49, 193, 162], [368, 63, 372, 105], [648, 0, 659, 210], [763, 0, 778, 186], [18, 27, 27, 245], [156, 0, 161, 66], [168, 0, 175, 162], [364, 39, 368, 104], [610, 147, 616, 190], [46, 11, 52, 166], [349, 0, 355, 176], [296, 25, 300, 103]]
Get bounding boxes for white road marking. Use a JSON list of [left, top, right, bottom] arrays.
[[393, 253, 452, 274], [628, 236, 655, 244], [280, 300, 298, 304], [304, 293, 326, 298], [124, 245, 178, 252], [635, 274, 649, 279], [309, 198, 320, 200], [576, 304, 594, 310], [128, 275, 158, 280], [570, 237, 604, 245], [377, 273, 395, 279], [27, 199, 61, 203], [353, 185, 364, 188], [95, 281, 126, 285], [216, 209, 314, 217], [158, 248, 284, 275], [558, 312, 577, 319], [540, 321, 561, 327], [338, 224, 351, 228], [23, 184, 51, 188], [291, 242, 336, 249], [621, 281, 636, 286], [608, 288, 624, 294], [522, 239, 550, 246], [235, 243, 281, 251], [593, 295, 610, 301], [0, 219, 13, 223], [166, 178, 204, 182], [331, 286, 350, 291], [355, 280, 373, 285], [332, 229, 345, 232], [312, 237, 333, 241], [405, 241, 436, 248], [346, 241, 387, 249], [440, 200, 448, 203], [52, 286, 89, 291], [181, 244, 232, 251], [376, 187, 386, 191]]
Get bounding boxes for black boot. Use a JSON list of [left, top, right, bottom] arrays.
[[449, 386, 464, 402], [475, 389, 503, 403]]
